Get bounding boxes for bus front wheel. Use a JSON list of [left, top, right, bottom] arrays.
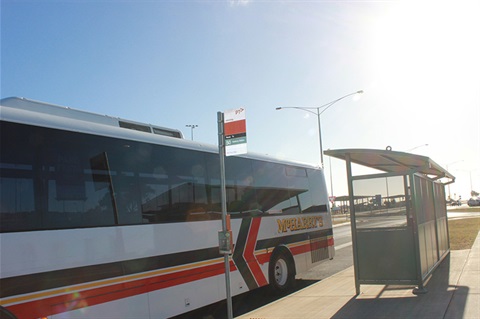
[[269, 249, 295, 293]]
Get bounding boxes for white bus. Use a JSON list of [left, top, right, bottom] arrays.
[[0, 97, 334, 319]]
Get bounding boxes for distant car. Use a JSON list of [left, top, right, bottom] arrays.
[[447, 198, 461, 206], [449, 199, 462, 206], [467, 198, 480, 207]]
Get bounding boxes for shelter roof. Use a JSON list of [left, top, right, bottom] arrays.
[[324, 148, 455, 184]]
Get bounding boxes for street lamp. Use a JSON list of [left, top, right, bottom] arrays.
[[185, 124, 198, 141], [276, 90, 363, 167], [406, 144, 428, 152]]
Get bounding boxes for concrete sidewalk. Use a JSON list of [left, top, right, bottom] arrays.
[[237, 232, 480, 319]]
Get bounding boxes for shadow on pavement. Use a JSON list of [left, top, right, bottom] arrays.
[[172, 279, 319, 319], [331, 254, 468, 319]]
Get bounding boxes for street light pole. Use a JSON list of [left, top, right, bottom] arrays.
[[406, 144, 429, 152], [276, 90, 363, 167], [185, 124, 198, 141], [317, 109, 323, 168], [328, 151, 334, 197]]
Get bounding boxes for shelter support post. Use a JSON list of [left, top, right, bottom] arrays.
[[409, 173, 426, 295], [345, 153, 361, 295]]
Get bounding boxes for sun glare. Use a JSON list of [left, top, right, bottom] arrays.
[[369, 1, 480, 103]]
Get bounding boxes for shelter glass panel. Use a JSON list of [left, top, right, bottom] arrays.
[[353, 175, 408, 228], [414, 175, 435, 224]]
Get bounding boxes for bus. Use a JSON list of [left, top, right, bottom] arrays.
[[0, 97, 334, 319]]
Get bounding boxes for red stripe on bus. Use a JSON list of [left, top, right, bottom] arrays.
[[290, 238, 331, 256], [243, 218, 268, 287], [256, 251, 271, 264], [254, 236, 333, 266], [6, 262, 227, 319]]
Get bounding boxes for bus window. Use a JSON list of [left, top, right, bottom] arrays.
[[286, 166, 310, 213], [162, 148, 209, 222], [0, 122, 118, 231], [224, 157, 256, 214], [253, 161, 301, 215], [304, 169, 329, 213], [43, 130, 117, 228], [135, 145, 212, 223], [204, 153, 222, 214], [0, 166, 36, 231]]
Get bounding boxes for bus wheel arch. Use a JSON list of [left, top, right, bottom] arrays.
[[0, 306, 18, 319], [268, 246, 296, 293]]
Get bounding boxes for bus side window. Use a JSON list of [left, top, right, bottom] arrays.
[[166, 148, 209, 222], [286, 167, 311, 213], [253, 162, 300, 215], [225, 157, 256, 215], [204, 153, 222, 215], [0, 164, 36, 231], [137, 146, 213, 223], [304, 169, 329, 213], [0, 122, 119, 232], [45, 132, 116, 228], [106, 142, 150, 225]]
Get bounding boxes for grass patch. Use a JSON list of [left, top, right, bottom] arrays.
[[448, 207, 480, 213], [449, 217, 480, 250], [331, 214, 480, 249]]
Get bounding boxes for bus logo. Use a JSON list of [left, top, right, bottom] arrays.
[[277, 216, 323, 233]]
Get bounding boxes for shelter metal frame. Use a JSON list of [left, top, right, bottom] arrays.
[[325, 149, 454, 295]]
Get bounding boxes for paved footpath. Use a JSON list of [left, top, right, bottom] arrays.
[[237, 231, 480, 319]]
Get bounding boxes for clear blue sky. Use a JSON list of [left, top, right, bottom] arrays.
[[2, 0, 479, 198]]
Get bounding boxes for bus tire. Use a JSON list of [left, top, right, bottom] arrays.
[[0, 306, 17, 319], [269, 249, 296, 294]]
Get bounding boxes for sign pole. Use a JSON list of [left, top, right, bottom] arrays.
[[217, 111, 233, 319]]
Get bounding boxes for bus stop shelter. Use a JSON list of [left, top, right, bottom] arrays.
[[324, 148, 455, 295]]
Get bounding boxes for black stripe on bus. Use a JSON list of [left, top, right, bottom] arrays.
[[231, 218, 258, 290]]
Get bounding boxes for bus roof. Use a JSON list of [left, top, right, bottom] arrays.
[[1, 97, 320, 170], [0, 97, 184, 139]]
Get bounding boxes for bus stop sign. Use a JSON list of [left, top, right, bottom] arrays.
[[224, 107, 247, 156]]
